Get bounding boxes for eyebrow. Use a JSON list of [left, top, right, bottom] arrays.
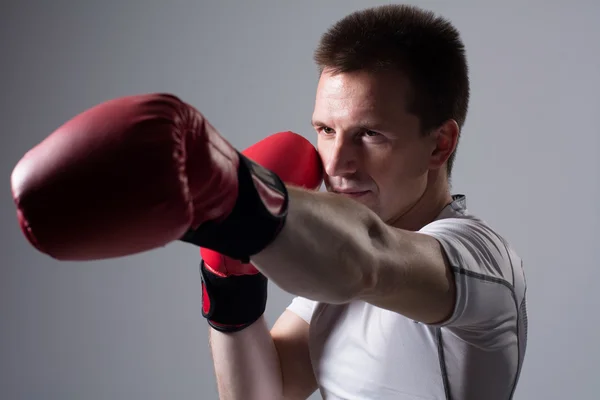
[[311, 119, 388, 131]]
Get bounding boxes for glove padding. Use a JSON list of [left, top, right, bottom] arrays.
[[11, 93, 323, 262]]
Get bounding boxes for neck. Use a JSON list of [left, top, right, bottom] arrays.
[[389, 170, 453, 231]]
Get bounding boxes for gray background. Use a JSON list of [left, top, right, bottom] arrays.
[[1, 0, 598, 399]]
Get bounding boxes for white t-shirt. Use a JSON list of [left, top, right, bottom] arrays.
[[286, 195, 528, 400]]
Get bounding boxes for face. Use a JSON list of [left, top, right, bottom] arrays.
[[312, 69, 453, 224]]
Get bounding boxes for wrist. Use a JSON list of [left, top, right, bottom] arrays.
[[181, 152, 288, 263], [200, 261, 268, 332]]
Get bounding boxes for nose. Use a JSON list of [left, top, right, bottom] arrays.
[[321, 134, 359, 177]]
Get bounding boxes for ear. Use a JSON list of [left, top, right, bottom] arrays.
[[429, 119, 459, 169]]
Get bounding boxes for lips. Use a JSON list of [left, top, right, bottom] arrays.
[[333, 190, 370, 198]]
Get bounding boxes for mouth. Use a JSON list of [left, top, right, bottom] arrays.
[[332, 190, 371, 199]]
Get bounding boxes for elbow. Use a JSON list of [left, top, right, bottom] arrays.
[[319, 213, 385, 304], [320, 250, 378, 305], [352, 219, 399, 302], [331, 249, 378, 304]]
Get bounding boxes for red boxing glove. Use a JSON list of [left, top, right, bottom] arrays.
[[200, 135, 322, 332], [11, 93, 323, 262]]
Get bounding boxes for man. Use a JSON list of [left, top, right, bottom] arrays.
[[9, 3, 527, 400], [208, 4, 528, 400]]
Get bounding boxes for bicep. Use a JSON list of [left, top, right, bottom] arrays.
[[361, 230, 456, 324], [271, 310, 318, 400]]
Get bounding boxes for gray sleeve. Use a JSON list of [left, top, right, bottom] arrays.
[[419, 217, 526, 330]]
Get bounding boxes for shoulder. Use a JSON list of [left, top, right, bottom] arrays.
[[420, 205, 524, 290], [418, 199, 527, 328]]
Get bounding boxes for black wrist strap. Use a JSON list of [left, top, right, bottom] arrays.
[[180, 152, 288, 263], [200, 261, 268, 333]]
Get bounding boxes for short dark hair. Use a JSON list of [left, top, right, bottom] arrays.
[[314, 4, 470, 177]]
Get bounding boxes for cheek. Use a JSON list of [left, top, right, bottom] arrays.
[[367, 147, 429, 188], [316, 140, 327, 168], [398, 143, 432, 177], [316, 137, 332, 164], [366, 152, 394, 179], [362, 150, 401, 196]]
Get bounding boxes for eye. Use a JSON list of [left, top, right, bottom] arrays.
[[362, 130, 385, 139], [319, 126, 335, 135], [361, 130, 388, 143]]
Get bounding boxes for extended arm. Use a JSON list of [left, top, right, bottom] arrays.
[[251, 186, 456, 324]]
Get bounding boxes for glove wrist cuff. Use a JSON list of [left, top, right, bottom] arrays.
[[200, 261, 268, 333], [180, 152, 288, 262]]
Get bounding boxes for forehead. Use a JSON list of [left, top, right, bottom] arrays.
[[313, 69, 412, 122]]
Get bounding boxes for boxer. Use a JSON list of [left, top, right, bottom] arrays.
[[11, 4, 528, 400]]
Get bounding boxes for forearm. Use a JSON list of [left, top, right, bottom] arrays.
[[209, 316, 282, 400], [252, 186, 385, 304], [252, 185, 456, 324]]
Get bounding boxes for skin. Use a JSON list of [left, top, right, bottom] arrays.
[[312, 68, 456, 231], [209, 68, 461, 400]]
